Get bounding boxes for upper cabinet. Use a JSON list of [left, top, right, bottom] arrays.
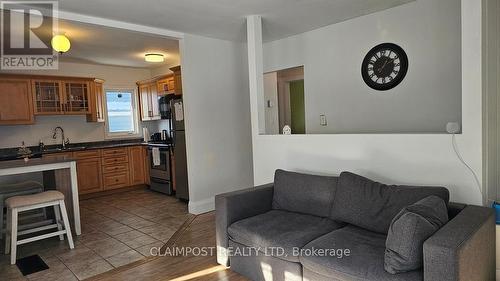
[[86, 79, 106, 123], [138, 81, 161, 121], [32, 78, 91, 115], [170, 65, 182, 95], [0, 78, 34, 125], [137, 65, 182, 122]]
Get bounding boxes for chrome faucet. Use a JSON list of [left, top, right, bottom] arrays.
[[52, 126, 69, 149]]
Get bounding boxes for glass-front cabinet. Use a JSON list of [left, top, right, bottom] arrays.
[[33, 80, 63, 114], [32, 79, 90, 115], [64, 81, 90, 114]]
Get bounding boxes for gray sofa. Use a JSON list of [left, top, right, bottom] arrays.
[[215, 170, 495, 281]]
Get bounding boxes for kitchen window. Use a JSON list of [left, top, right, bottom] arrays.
[[105, 89, 139, 138]]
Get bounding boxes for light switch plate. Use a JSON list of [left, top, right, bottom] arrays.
[[320, 115, 327, 126]]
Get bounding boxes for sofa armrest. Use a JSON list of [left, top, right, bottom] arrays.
[[423, 205, 495, 281], [215, 184, 274, 266]]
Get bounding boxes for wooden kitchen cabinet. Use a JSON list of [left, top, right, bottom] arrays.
[[102, 147, 130, 190], [87, 79, 105, 123], [76, 157, 103, 194], [63, 81, 90, 114], [128, 146, 147, 185], [32, 77, 91, 115], [73, 149, 103, 195], [32, 80, 64, 115], [138, 82, 160, 121], [0, 78, 34, 125], [170, 65, 182, 95]]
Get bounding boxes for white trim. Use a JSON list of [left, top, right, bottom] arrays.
[[57, 10, 184, 40], [103, 88, 141, 139], [188, 197, 215, 215], [2, 4, 184, 40]]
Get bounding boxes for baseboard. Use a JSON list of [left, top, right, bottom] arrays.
[[188, 197, 215, 214]]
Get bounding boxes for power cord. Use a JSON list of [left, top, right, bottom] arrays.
[[451, 134, 483, 196]]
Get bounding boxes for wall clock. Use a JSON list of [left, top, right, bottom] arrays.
[[361, 43, 408, 91]]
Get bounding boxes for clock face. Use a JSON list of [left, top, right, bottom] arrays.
[[361, 43, 408, 91]]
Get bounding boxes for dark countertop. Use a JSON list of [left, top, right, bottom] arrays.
[[0, 139, 151, 161], [0, 155, 76, 170]]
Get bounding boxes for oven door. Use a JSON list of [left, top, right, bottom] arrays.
[[148, 147, 171, 180]]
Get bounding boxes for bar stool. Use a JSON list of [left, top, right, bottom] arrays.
[[5, 191, 74, 264], [0, 181, 44, 237]]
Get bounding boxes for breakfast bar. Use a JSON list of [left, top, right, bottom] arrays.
[[0, 156, 81, 235]]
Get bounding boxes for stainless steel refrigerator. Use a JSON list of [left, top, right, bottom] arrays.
[[170, 97, 189, 201]]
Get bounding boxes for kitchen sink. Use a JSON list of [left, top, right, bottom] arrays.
[[44, 146, 86, 153]]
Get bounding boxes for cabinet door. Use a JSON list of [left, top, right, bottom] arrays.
[[76, 158, 103, 194], [63, 81, 90, 114], [149, 84, 161, 120], [32, 80, 64, 114], [87, 81, 105, 122], [139, 84, 151, 121], [0, 78, 34, 125], [95, 82, 105, 122], [128, 146, 146, 185]]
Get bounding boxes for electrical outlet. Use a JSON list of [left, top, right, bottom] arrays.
[[320, 115, 327, 126]]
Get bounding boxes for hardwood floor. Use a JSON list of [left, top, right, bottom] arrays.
[[90, 212, 248, 281]]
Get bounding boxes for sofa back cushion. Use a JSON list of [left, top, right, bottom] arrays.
[[330, 172, 449, 234], [384, 195, 449, 274], [273, 169, 338, 217]]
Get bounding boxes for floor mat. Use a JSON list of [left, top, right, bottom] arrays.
[[16, 255, 49, 276]]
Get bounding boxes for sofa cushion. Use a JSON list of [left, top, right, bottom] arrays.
[[228, 210, 345, 262], [300, 225, 422, 281], [273, 169, 338, 217], [330, 172, 449, 234], [385, 195, 449, 274]]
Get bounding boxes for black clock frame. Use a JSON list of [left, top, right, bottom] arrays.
[[361, 43, 408, 91]]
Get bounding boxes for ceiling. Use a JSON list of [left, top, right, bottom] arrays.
[[56, 20, 180, 68], [56, 0, 414, 42]]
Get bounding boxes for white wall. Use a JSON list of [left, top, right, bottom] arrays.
[[263, 72, 279, 134], [249, 0, 483, 205], [0, 61, 154, 148], [263, 0, 461, 134], [180, 34, 254, 214]]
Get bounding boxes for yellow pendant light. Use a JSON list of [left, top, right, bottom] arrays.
[[51, 34, 71, 54], [145, 53, 164, 63]]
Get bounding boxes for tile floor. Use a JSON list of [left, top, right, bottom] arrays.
[[0, 188, 192, 280]]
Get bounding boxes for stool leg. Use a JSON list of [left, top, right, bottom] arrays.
[[4, 207, 11, 254], [53, 205, 64, 241], [59, 200, 74, 249], [10, 208, 18, 265]]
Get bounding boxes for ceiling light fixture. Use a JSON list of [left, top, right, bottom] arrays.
[[51, 34, 71, 54], [145, 53, 164, 63]]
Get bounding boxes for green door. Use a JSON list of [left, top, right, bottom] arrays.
[[289, 80, 305, 134]]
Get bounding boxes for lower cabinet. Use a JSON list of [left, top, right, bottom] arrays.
[[76, 157, 103, 194], [43, 145, 148, 195], [128, 146, 147, 186], [73, 149, 103, 195], [102, 147, 130, 190]]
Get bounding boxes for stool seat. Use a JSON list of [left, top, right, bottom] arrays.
[[6, 191, 64, 208], [0, 181, 43, 194]]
